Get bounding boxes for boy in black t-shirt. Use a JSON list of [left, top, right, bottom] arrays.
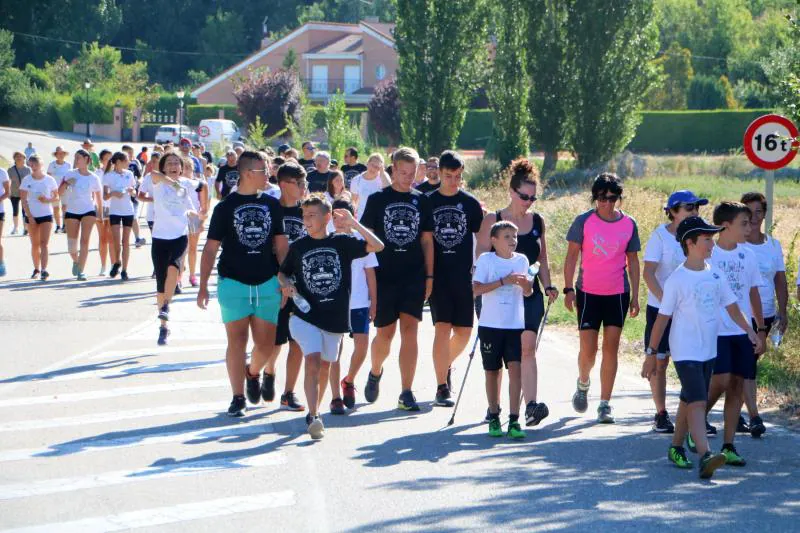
[[340, 147, 367, 189], [306, 151, 335, 193], [428, 151, 483, 406], [215, 150, 240, 199], [278, 196, 384, 440], [360, 146, 435, 411], [297, 141, 317, 172]]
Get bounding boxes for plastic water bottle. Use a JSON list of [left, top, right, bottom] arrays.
[[770, 318, 783, 348], [527, 261, 541, 281], [293, 292, 311, 313]]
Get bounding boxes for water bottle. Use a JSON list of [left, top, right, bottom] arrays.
[[770, 318, 783, 348], [292, 292, 311, 313], [527, 261, 541, 281]]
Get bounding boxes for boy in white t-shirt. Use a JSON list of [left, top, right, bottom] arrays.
[[643, 216, 761, 479], [328, 199, 379, 413], [473, 221, 534, 440]]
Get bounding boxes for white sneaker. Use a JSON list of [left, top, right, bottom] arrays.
[[10, 228, 18, 235], [308, 417, 325, 440], [99, 268, 107, 276]]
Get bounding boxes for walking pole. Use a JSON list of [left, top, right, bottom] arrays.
[[535, 299, 553, 353], [446, 332, 480, 427]]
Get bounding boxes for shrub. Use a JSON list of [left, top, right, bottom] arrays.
[[457, 110, 494, 149], [233, 68, 302, 137], [187, 104, 242, 125], [368, 77, 401, 146], [464, 158, 502, 189], [687, 75, 738, 110]]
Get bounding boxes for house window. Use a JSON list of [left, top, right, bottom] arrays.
[[375, 64, 386, 81]]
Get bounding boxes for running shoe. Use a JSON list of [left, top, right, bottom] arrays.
[[330, 398, 346, 415], [341, 379, 356, 409], [305, 413, 313, 426], [135, 237, 144, 248], [72, 262, 79, 276], [434, 384, 455, 407], [488, 417, 503, 437], [485, 406, 502, 422], [364, 370, 382, 403], [158, 304, 170, 321], [40, 270, 49, 281], [174, 283, 183, 295], [308, 416, 325, 440], [109, 262, 120, 278], [653, 411, 675, 433], [736, 415, 750, 434], [10, 228, 17, 235], [597, 402, 615, 424], [23, 229, 28, 236], [227, 395, 246, 417], [245, 365, 261, 404], [706, 421, 717, 437], [572, 379, 589, 413], [749, 415, 766, 438], [525, 401, 550, 427], [157, 326, 169, 346], [76, 272, 87, 281], [280, 392, 305, 411], [189, 275, 198, 287], [721, 443, 746, 466], [699, 451, 726, 479], [99, 267, 106, 276], [261, 372, 276, 402], [0, 262, 6, 277], [397, 390, 420, 411], [668, 446, 693, 469], [120, 270, 129, 281], [507, 420, 526, 439], [31, 269, 40, 279], [686, 432, 697, 454]]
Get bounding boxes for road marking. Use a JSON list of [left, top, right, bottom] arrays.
[[0, 380, 228, 407], [1, 490, 295, 532], [0, 402, 224, 432], [0, 450, 286, 499], [0, 422, 275, 463], [88, 344, 229, 360]]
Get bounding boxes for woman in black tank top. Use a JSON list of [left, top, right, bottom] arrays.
[[476, 159, 558, 427]]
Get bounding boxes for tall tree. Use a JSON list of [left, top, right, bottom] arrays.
[[200, 9, 249, 76], [487, 0, 530, 167], [394, 0, 488, 156], [565, 0, 659, 169]]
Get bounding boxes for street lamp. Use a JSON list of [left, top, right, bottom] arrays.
[[176, 90, 185, 136], [84, 81, 91, 137]]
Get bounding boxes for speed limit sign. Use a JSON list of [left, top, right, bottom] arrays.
[[198, 125, 211, 138], [743, 114, 799, 170]]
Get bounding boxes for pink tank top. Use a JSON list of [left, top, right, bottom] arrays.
[[578, 211, 637, 295]]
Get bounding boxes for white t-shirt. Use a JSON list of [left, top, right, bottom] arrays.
[[95, 170, 109, 208], [102, 170, 137, 216], [264, 184, 281, 200], [473, 252, 529, 329], [742, 237, 786, 319], [63, 170, 101, 215], [47, 161, 72, 183], [348, 232, 379, 309], [152, 178, 197, 240], [659, 263, 738, 362], [0, 168, 9, 214], [643, 223, 685, 308], [350, 173, 384, 221], [139, 174, 156, 222], [709, 244, 761, 336], [20, 175, 59, 218]]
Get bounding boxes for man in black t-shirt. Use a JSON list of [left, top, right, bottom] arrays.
[[279, 196, 384, 439], [428, 151, 483, 407], [214, 150, 240, 199], [198, 151, 289, 418], [360, 146, 435, 412], [306, 151, 335, 193], [415, 157, 441, 194], [340, 147, 367, 189], [297, 141, 317, 172]]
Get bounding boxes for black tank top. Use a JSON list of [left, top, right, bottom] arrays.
[[495, 209, 543, 292]]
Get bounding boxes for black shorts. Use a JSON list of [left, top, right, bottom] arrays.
[[32, 215, 53, 225], [752, 316, 775, 334], [147, 221, 154, 231], [10, 197, 20, 217], [674, 359, 715, 404], [714, 334, 756, 379], [151, 236, 188, 293], [576, 290, 630, 330], [430, 278, 474, 328], [65, 211, 96, 221], [375, 277, 425, 328], [275, 301, 294, 345], [0, 212, 4, 222], [644, 305, 671, 359], [478, 326, 522, 371], [110, 214, 134, 227], [523, 291, 545, 332]]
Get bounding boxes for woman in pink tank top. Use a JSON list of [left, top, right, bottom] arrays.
[[563, 173, 641, 424]]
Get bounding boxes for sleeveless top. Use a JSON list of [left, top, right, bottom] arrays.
[[494, 209, 543, 293]]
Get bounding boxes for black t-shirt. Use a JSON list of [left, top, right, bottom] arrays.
[[340, 163, 367, 188], [297, 158, 316, 172], [215, 164, 240, 198], [202, 151, 213, 165], [416, 180, 440, 195], [360, 186, 433, 282], [207, 192, 285, 285], [280, 234, 368, 333], [429, 189, 483, 282], [281, 203, 307, 245], [307, 170, 335, 194]]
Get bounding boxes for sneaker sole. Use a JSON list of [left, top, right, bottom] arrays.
[[724, 456, 747, 467], [434, 399, 455, 407], [699, 454, 726, 479], [488, 431, 503, 437], [750, 425, 766, 438], [526, 404, 549, 427], [308, 420, 325, 440], [653, 424, 674, 433], [343, 397, 356, 409], [330, 409, 346, 415], [508, 432, 526, 440], [281, 403, 305, 412], [397, 402, 421, 412], [227, 409, 246, 418], [572, 395, 588, 413]]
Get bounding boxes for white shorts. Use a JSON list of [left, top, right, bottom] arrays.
[[288, 315, 342, 363]]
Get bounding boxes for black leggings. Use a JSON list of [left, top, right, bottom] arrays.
[[151, 236, 188, 293], [10, 197, 20, 217]]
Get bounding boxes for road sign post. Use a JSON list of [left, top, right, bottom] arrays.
[[743, 114, 799, 234]]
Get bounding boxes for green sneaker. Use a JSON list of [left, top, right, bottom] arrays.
[[488, 417, 503, 437], [721, 444, 746, 466], [668, 446, 693, 469], [699, 451, 726, 479], [72, 262, 79, 276], [686, 433, 697, 454], [507, 420, 525, 440]]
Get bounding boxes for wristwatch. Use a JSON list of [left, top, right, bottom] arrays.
[[645, 346, 657, 357], [563, 287, 575, 295], [756, 326, 768, 333], [545, 286, 557, 293]]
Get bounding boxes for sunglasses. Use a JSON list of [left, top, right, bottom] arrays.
[[597, 194, 620, 203], [514, 189, 537, 202], [679, 202, 698, 211]]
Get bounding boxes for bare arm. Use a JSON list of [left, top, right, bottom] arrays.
[[473, 273, 531, 298], [366, 266, 377, 320], [93, 191, 103, 215], [537, 217, 559, 303], [725, 301, 761, 353], [563, 241, 581, 312], [643, 261, 662, 302], [422, 231, 435, 299], [273, 235, 289, 266], [642, 312, 672, 379], [627, 251, 641, 317], [196, 239, 220, 309], [775, 271, 788, 328]]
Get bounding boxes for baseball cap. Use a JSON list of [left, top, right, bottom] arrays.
[[666, 190, 709, 209], [277, 143, 291, 153], [233, 141, 245, 150], [676, 216, 723, 243], [179, 137, 192, 147]]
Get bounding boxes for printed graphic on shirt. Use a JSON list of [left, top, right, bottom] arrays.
[[233, 204, 272, 252], [301, 247, 342, 300], [433, 204, 467, 252], [592, 232, 620, 258], [283, 216, 306, 244], [383, 201, 420, 249], [695, 276, 722, 314], [718, 251, 749, 298], [225, 171, 239, 189]]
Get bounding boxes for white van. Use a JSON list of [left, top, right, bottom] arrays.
[[155, 124, 197, 144], [197, 119, 241, 144]]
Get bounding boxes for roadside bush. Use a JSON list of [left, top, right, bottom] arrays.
[[687, 75, 737, 110], [233, 68, 302, 137], [464, 158, 502, 189]]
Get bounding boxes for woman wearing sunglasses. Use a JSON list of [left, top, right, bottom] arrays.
[[643, 190, 707, 433], [564, 173, 641, 424], [477, 158, 558, 428]]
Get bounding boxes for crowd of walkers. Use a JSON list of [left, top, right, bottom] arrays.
[[1, 137, 798, 480]]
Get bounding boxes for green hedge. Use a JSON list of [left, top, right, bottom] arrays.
[[457, 110, 494, 149], [187, 104, 242, 125]]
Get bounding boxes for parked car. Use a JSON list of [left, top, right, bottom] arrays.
[[155, 124, 198, 144], [197, 119, 241, 145]]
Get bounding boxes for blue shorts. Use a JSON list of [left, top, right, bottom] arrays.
[[714, 334, 756, 379], [644, 305, 671, 360], [217, 276, 281, 325], [350, 307, 370, 336]]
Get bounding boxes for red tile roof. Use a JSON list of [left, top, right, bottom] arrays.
[[307, 34, 364, 54]]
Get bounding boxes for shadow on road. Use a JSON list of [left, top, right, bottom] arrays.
[[0, 355, 155, 384]]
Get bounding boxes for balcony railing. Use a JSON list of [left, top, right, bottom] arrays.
[[301, 78, 363, 96]]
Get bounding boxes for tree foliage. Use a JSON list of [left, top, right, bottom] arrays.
[[764, 0, 800, 124], [200, 9, 249, 76], [687, 75, 738, 109], [368, 77, 401, 145], [645, 41, 694, 110], [233, 67, 302, 137]]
